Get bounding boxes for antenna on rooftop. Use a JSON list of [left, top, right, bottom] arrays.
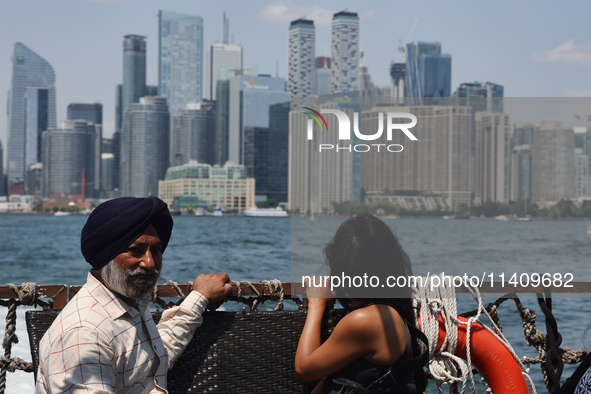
[[223, 12, 229, 44]]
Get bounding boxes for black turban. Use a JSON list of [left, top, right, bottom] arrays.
[[81, 197, 174, 270]]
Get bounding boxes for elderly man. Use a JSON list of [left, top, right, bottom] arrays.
[[35, 197, 232, 393]]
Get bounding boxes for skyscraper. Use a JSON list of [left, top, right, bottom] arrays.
[[405, 42, 451, 102], [67, 103, 103, 193], [204, 43, 243, 100], [228, 73, 291, 164], [67, 103, 103, 124], [454, 81, 504, 113], [0, 140, 5, 196], [170, 102, 215, 166], [474, 112, 510, 204], [331, 11, 360, 94], [42, 120, 96, 198], [122, 35, 147, 114], [158, 10, 204, 114], [7, 43, 56, 195], [532, 122, 575, 203], [288, 18, 315, 98], [120, 97, 170, 197], [214, 78, 230, 165]]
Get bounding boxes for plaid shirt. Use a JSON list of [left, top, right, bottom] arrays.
[[35, 273, 208, 393]]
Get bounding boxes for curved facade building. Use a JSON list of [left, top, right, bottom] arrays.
[[7, 43, 56, 194], [42, 120, 96, 198]]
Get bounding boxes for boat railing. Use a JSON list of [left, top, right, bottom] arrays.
[[2, 281, 591, 393]]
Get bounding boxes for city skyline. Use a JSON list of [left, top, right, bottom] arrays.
[[2, 0, 591, 165]]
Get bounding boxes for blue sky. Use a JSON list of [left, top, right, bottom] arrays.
[[2, 0, 591, 164]]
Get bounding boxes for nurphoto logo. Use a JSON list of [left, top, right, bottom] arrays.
[[303, 107, 418, 153]]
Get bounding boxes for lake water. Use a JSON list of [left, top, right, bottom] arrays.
[[1, 214, 590, 393]]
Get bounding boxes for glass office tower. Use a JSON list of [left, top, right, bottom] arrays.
[[158, 10, 204, 114], [7, 42, 56, 194], [122, 35, 147, 114], [405, 41, 452, 103]]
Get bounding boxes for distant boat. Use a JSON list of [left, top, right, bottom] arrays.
[[587, 225, 591, 242], [494, 215, 509, 221], [515, 216, 532, 222], [242, 206, 288, 217], [54, 211, 70, 216], [213, 206, 223, 217], [442, 215, 456, 220], [194, 208, 205, 216]]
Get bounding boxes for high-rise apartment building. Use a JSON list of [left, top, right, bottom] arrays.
[[532, 122, 575, 203], [288, 19, 315, 98], [360, 105, 472, 210], [405, 42, 451, 102], [122, 35, 147, 114], [158, 10, 203, 114], [228, 73, 290, 164], [7, 43, 56, 195], [574, 148, 590, 197], [316, 57, 331, 96], [120, 97, 170, 197], [101, 153, 114, 192], [474, 112, 510, 204], [331, 11, 360, 94], [170, 101, 215, 166], [204, 43, 243, 100], [390, 62, 405, 99], [42, 120, 96, 198]]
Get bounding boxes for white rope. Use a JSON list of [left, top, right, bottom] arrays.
[[412, 273, 537, 394]]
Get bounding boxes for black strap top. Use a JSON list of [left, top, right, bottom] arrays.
[[322, 302, 428, 394]]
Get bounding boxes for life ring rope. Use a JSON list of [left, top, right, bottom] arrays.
[[413, 273, 537, 394]]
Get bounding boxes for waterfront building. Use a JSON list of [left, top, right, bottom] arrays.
[[288, 19, 315, 98], [454, 81, 503, 113], [120, 97, 170, 198], [0, 195, 34, 213], [575, 148, 590, 197], [101, 153, 114, 191], [122, 35, 147, 114], [228, 72, 291, 164], [532, 121, 575, 204], [158, 10, 203, 114], [316, 57, 331, 96], [331, 11, 360, 94], [158, 161, 254, 211], [170, 101, 215, 166], [204, 43, 243, 100], [288, 102, 360, 215], [510, 145, 533, 202], [365, 193, 450, 211], [474, 112, 511, 204], [214, 78, 230, 165], [405, 42, 451, 103], [360, 105, 472, 211], [7, 43, 56, 195], [42, 120, 96, 199]]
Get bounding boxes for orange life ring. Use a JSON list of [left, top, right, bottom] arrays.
[[419, 315, 530, 393]]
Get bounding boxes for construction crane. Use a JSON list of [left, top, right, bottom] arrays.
[[398, 17, 419, 54]]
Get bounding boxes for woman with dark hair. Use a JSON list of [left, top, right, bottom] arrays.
[[295, 213, 428, 394]]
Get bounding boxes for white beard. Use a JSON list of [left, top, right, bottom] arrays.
[[101, 259, 161, 301]]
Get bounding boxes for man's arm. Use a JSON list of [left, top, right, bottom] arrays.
[[35, 328, 116, 393], [157, 273, 231, 368]]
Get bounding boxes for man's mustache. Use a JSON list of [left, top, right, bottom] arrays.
[[127, 268, 160, 278]]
